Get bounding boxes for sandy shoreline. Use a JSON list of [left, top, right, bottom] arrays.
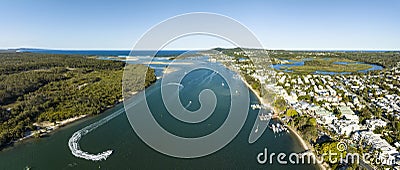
[[1, 101, 123, 150], [286, 125, 309, 150], [1, 79, 153, 151], [287, 125, 327, 170], [240, 76, 266, 105], [239, 72, 310, 152], [5, 114, 92, 148], [236, 71, 326, 170]]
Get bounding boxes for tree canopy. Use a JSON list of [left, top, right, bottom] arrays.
[[0, 53, 155, 148]]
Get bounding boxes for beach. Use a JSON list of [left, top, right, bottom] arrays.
[[4, 95, 129, 150], [236, 70, 326, 170]]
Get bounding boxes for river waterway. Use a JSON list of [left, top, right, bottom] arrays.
[[0, 54, 319, 169]]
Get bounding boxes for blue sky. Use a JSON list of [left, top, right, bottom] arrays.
[[0, 0, 399, 50]]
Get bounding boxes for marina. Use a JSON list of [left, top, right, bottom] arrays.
[[269, 122, 289, 134], [248, 109, 272, 144]]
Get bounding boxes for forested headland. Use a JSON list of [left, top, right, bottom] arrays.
[[0, 53, 155, 148]]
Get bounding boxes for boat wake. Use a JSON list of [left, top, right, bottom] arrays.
[[68, 108, 124, 161], [184, 100, 192, 109], [166, 82, 184, 88]]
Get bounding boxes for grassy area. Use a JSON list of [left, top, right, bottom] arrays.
[[289, 63, 372, 73], [287, 58, 372, 73], [324, 58, 354, 62]]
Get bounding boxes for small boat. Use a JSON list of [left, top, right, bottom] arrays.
[[271, 124, 277, 133], [277, 123, 282, 133], [184, 100, 192, 109], [255, 124, 259, 133]]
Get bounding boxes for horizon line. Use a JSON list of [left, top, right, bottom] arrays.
[[1, 47, 400, 52]]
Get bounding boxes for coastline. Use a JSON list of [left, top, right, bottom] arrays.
[[286, 125, 309, 150], [287, 125, 327, 170], [1, 103, 120, 151], [240, 76, 267, 106], [0, 115, 86, 151], [1, 88, 143, 151], [236, 71, 326, 170], [1, 61, 157, 151]]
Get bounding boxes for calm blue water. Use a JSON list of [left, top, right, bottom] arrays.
[[0, 63, 318, 169], [332, 61, 384, 73], [272, 60, 304, 72], [19, 49, 198, 77], [332, 62, 349, 65], [18, 49, 195, 56]]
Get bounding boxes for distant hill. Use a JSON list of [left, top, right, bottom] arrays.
[[0, 49, 18, 53]]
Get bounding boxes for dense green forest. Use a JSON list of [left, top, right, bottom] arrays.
[[0, 53, 155, 148]]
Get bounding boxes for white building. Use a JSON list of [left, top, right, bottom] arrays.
[[366, 119, 387, 131], [335, 120, 360, 136], [352, 131, 398, 166], [339, 106, 359, 124], [319, 114, 338, 125]]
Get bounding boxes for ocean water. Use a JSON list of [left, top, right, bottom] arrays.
[[17, 49, 195, 56]]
